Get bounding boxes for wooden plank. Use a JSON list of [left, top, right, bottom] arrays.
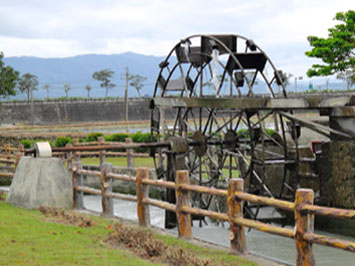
[[233, 217, 294, 238], [235, 191, 295, 211], [105, 192, 137, 202], [181, 206, 229, 222], [107, 173, 136, 182], [301, 204, 355, 220], [180, 184, 228, 197], [303, 232, 355, 253], [142, 179, 176, 190], [143, 198, 176, 212]]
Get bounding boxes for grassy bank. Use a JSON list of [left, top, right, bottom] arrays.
[[0, 200, 257, 265]]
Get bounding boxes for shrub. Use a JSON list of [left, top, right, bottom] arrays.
[[131, 132, 151, 143], [86, 132, 104, 142], [20, 139, 34, 149], [55, 137, 72, 147], [104, 133, 129, 142]]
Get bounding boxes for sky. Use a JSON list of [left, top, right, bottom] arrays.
[[0, 0, 353, 79]]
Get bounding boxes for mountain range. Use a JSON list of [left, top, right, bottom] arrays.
[[3, 52, 348, 100], [4, 52, 166, 99]]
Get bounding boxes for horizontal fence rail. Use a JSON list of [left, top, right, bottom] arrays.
[[71, 163, 355, 266]]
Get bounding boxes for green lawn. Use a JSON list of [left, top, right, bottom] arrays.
[[0, 200, 257, 266], [81, 156, 155, 168]]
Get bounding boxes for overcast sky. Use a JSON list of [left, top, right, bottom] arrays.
[[0, 0, 353, 78]]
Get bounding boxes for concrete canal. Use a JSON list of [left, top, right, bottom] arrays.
[[83, 195, 355, 266]]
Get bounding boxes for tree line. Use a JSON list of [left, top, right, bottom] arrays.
[[0, 10, 353, 100], [0, 60, 148, 101]]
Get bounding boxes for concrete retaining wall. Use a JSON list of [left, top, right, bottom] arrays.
[[0, 98, 151, 125]]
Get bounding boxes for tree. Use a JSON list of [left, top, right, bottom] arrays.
[[128, 74, 147, 97], [85, 84, 92, 98], [64, 83, 71, 98], [92, 69, 115, 97], [336, 70, 355, 90], [18, 73, 38, 101], [43, 83, 50, 99], [305, 10, 355, 80], [282, 73, 293, 87], [0, 52, 19, 98]]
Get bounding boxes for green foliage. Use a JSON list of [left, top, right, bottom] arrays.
[[128, 74, 147, 97], [55, 136, 72, 147], [86, 132, 104, 142], [305, 10, 355, 80], [104, 133, 129, 142], [92, 69, 116, 98], [18, 73, 39, 101], [20, 139, 34, 149], [20, 139, 53, 148], [0, 52, 19, 98], [130, 131, 151, 143]]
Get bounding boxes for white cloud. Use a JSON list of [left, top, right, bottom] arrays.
[[0, 0, 353, 77]]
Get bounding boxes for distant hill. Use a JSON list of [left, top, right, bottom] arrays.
[[4, 52, 166, 99], [3, 52, 348, 100]]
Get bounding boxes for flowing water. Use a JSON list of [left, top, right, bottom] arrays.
[[84, 195, 355, 266]]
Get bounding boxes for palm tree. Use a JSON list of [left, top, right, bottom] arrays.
[[85, 84, 92, 98], [64, 83, 71, 98]]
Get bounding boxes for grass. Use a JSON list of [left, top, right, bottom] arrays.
[[81, 156, 155, 168], [0, 200, 257, 266]]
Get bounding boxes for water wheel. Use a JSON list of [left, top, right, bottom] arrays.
[[150, 34, 298, 225]]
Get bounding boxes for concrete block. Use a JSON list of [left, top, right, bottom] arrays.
[[6, 156, 73, 209]]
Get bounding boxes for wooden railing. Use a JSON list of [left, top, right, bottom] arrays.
[[72, 163, 355, 266], [57, 137, 151, 169], [0, 144, 24, 179]]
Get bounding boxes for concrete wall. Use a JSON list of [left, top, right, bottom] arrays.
[[0, 98, 151, 125]]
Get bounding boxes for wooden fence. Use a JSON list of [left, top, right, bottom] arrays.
[[72, 163, 355, 266], [0, 144, 23, 179], [2, 141, 355, 265]]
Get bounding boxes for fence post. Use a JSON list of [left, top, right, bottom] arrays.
[[101, 163, 113, 217], [227, 178, 247, 254], [14, 153, 21, 171], [136, 167, 150, 226], [18, 144, 25, 156], [295, 189, 315, 266], [66, 143, 73, 171], [98, 136, 105, 169], [73, 138, 80, 163], [5, 144, 10, 167], [125, 138, 134, 168], [175, 170, 192, 239], [72, 162, 83, 209]]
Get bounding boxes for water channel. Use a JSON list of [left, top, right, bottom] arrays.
[[83, 195, 354, 266]]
